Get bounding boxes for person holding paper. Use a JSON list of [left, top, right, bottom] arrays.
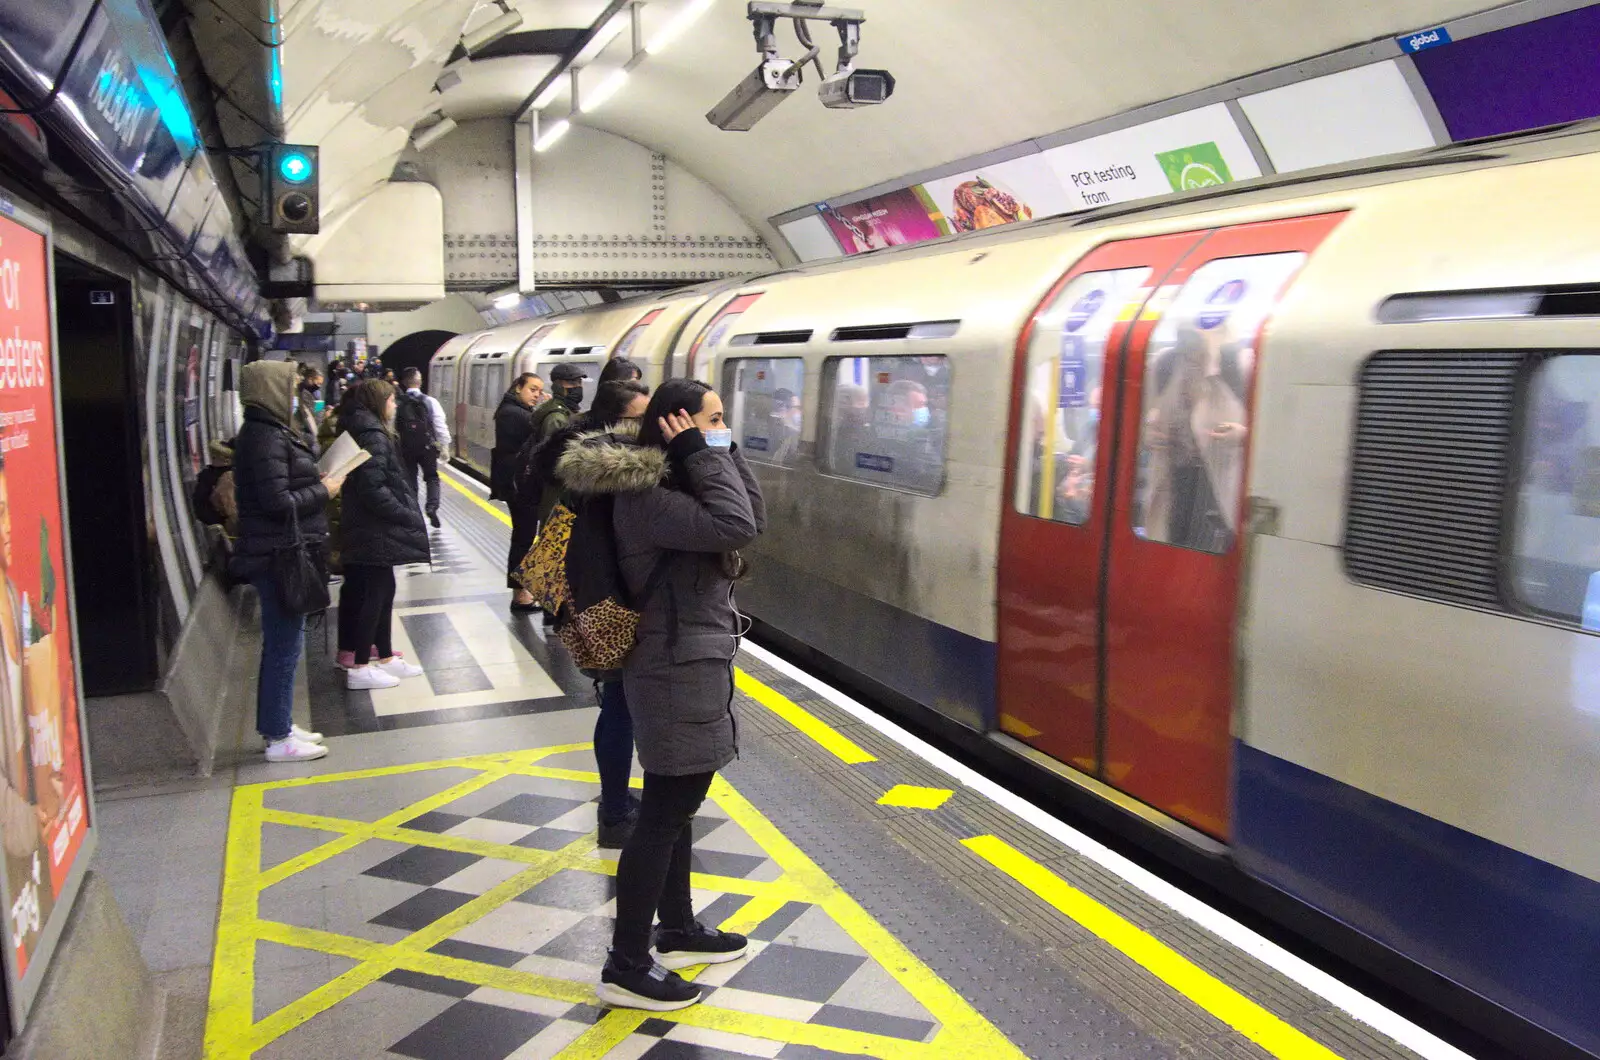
[[231, 361, 346, 763], [333, 380, 430, 691]]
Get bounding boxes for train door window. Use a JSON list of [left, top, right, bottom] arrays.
[[616, 309, 663, 360], [1513, 354, 1600, 626], [1014, 268, 1151, 524], [489, 362, 508, 402], [1131, 252, 1307, 553], [820, 355, 951, 495], [536, 360, 601, 411], [723, 358, 804, 466]]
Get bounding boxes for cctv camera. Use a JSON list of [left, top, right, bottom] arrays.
[[412, 117, 459, 152], [818, 68, 895, 109], [462, 5, 524, 54], [707, 58, 801, 131]]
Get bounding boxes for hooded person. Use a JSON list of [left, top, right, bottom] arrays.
[[230, 360, 346, 763]]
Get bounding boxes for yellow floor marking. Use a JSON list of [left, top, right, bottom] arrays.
[[204, 745, 1025, 1059], [441, 464, 512, 525], [877, 784, 955, 811], [734, 667, 876, 765], [964, 835, 1345, 1060]]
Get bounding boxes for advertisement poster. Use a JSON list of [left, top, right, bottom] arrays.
[[921, 154, 1070, 233], [822, 187, 949, 255], [1040, 104, 1261, 210], [0, 211, 92, 988]]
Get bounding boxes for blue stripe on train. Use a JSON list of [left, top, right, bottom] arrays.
[[1234, 743, 1600, 1056], [739, 556, 997, 731]]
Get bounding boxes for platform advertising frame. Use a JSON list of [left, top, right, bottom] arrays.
[[0, 193, 98, 1033]]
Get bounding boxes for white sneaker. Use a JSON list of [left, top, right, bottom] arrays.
[[291, 723, 324, 743], [376, 657, 424, 679], [346, 665, 400, 690], [265, 736, 328, 763]]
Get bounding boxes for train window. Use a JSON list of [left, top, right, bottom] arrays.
[[1132, 252, 1307, 554], [536, 360, 600, 412], [723, 358, 804, 467], [1014, 268, 1151, 524], [820, 356, 951, 495], [1513, 355, 1600, 627]]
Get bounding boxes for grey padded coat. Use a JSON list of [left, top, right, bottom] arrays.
[[556, 432, 765, 776]]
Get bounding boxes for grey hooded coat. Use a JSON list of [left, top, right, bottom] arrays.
[[557, 432, 765, 776]]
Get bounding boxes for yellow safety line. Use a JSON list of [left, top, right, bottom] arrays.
[[963, 835, 1345, 1060], [734, 667, 876, 765], [441, 463, 512, 526], [202, 785, 265, 1060]]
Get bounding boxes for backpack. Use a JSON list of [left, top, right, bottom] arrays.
[[394, 392, 435, 461], [191, 466, 228, 525]]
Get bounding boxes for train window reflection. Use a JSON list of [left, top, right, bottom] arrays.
[[1015, 268, 1151, 525], [1132, 253, 1307, 554], [820, 356, 950, 495], [723, 358, 804, 467], [1514, 355, 1600, 626]]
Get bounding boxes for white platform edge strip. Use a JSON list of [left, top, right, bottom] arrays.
[[738, 639, 1475, 1060], [442, 463, 492, 494]]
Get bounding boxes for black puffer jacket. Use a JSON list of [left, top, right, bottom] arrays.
[[490, 390, 534, 501], [338, 405, 429, 568], [231, 363, 329, 581]]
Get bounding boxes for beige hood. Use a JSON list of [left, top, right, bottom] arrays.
[[239, 360, 297, 427]]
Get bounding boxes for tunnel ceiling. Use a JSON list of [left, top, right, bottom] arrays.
[[231, 0, 1499, 240]]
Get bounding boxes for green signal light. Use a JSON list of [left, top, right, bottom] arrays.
[[278, 151, 313, 185]]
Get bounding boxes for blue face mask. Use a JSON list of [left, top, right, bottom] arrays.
[[703, 428, 734, 449], [911, 406, 931, 429]]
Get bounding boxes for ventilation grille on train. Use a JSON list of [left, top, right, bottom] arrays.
[[1345, 351, 1521, 608], [830, 320, 960, 342], [728, 329, 813, 346]]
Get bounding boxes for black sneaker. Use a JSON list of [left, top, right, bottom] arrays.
[[428, 510, 441, 529], [596, 954, 702, 1011], [651, 922, 749, 970], [597, 797, 641, 849]]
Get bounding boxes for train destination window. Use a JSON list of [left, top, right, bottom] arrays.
[[820, 355, 951, 495], [1014, 267, 1151, 525], [723, 358, 804, 467], [1513, 355, 1600, 627], [1132, 252, 1307, 554]]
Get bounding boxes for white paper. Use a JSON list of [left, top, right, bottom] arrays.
[[317, 431, 370, 478]]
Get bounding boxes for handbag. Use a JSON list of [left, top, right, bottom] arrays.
[[271, 504, 330, 616], [517, 502, 575, 613]]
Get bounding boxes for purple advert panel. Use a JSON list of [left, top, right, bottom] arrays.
[[1413, 4, 1600, 141]]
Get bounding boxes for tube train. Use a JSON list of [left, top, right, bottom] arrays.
[[433, 125, 1600, 1058]]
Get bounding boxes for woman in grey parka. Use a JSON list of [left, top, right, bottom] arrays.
[[582, 378, 765, 1012]]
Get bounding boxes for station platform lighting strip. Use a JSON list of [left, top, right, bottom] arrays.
[[389, 466, 1472, 1060]]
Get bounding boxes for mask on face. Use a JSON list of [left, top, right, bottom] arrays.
[[911, 406, 931, 429], [558, 383, 583, 411], [703, 428, 734, 449]]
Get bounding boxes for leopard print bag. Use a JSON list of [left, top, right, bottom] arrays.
[[516, 502, 574, 615]]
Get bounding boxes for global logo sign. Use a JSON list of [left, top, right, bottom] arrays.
[[1196, 279, 1247, 330], [1065, 289, 1106, 332], [1397, 26, 1452, 53]]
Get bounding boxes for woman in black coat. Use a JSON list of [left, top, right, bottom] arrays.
[[230, 361, 347, 763], [491, 373, 544, 611], [335, 380, 430, 691]]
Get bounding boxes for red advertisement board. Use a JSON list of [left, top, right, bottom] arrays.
[[0, 211, 90, 986]]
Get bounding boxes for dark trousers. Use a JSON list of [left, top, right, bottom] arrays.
[[338, 564, 396, 665], [404, 449, 441, 516], [507, 504, 537, 591], [611, 770, 715, 963], [251, 575, 304, 741], [595, 681, 635, 823]]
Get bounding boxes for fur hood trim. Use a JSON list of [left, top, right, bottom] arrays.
[[556, 429, 665, 496]]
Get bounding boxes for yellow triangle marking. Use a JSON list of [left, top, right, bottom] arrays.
[[204, 747, 1027, 1059], [877, 784, 955, 811]]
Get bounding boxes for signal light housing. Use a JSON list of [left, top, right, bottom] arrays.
[[264, 144, 320, 234]]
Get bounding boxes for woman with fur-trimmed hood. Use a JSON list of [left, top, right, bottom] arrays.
[[557, 378, 764, 1013]]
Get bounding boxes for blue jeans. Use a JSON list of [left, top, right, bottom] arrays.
[[252, 576, 305, 741], [595, 680, 635, 823]]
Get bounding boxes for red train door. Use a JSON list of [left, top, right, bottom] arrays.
[[1102, 213, 1345, 838], [998, 232, 1207, 772]]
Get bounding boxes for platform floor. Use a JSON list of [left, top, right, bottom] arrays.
[[93, 464, 1463, 1060]]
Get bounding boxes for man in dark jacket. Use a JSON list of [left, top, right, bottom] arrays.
[[231, 360, 343, 762], [492, 373, 543, 610], [336, 382, 429, 689]]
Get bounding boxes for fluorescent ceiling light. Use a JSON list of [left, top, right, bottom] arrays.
[[577, 14, 627, 61], [647, 0, 715, 55], [534, 119, 570, 152], [493, 292, 522, 309], [581, 69, 629, 112]]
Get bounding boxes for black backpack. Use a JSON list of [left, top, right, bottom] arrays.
[[191, 466, 229, 526], [394, 392, 435, 460]]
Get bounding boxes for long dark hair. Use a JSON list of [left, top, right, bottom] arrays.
[[340, 379, 396, 436], [585, 380, 649, 430], [636, 379, 713, 449], [599, 357, 643, 384]]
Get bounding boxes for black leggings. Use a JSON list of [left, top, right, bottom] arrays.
[[507, 505, 537, 591], [611, 770, 715, 963], [338, 564, 396, 666]]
